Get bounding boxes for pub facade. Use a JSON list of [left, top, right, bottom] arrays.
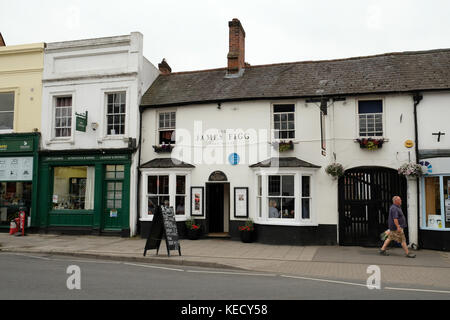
[[138, 19, 450, 246]]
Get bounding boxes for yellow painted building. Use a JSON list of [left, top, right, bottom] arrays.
[[0, 43, 45, 133]]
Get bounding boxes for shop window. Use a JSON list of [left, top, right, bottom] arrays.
[[444, 176, 450, 229], [52, 166, 95, 210], [424, 176, 442, 228], [358, 100, 383, 137], [273, 104, 295, 139], [175, 175, 186, 215], [0, 92, 14, 130], [268, 175, 295, 219], [0, 182, 32, 226], [147, 175, 169, 215], [106, 92, 126, 135], [55, 97, 72, 138], [158, 112, 176, 144]]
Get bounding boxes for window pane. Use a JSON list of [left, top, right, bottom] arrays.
[[159, 196, 169, 206], [281, 198, 295, 219], [115, 200, 122, 209], [159, 175, 169, 194], [302, 199, 310, 219], [358, 100, 382, 114], [258, 197, 262, 218], [0, 182, 32, 225], [0, 92, 14, 112], [282, 176, 294, 196], [148, 176, 157, 194], [0, 112, 13, 130], [176, 196, 185, 215], [268, 176, 280, 196], [274, 104, 295, 113], [148, 197, 158, 215], [268, 198, 281, 218], [115, 182, 122, 191], [257, 175, 262, 196], [302, 176, 310, 197], [176, 175, 185, 195], [425, 177, 441, 228]]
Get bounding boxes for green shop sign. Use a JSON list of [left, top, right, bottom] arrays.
[[0, 139, 34, 153], [42, 154, 130, 162], [75, 111, 88, 132]]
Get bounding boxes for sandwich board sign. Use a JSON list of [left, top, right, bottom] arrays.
[[143, 205, 181, 257]]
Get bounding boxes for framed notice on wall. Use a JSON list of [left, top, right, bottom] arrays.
[[234, 187, 249, 218], [191, 187, 204, 216]]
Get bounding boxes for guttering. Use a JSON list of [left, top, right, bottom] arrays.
[[413, 92, 423, 248], [136, 107, 144, 235]]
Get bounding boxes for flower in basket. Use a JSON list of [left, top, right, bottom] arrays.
[[325, 163, 344, 179], [356, 138, 384, 150], [398, 162, 423, 178], [238, 219, 254, 232], [272, 140, 294, 152]]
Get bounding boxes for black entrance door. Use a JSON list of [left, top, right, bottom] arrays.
[[338, 167, 408, 247], [206, 183, 224, 233]]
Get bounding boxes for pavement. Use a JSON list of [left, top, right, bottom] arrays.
[[1, 233, 450, 289]]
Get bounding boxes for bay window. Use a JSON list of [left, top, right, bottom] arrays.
[[142, 171, 190, 220], [255, 171, 315, 225]]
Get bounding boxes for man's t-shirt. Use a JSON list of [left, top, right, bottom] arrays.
[[388, 204, 407, 231]]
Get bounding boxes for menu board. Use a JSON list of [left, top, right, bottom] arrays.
[[0, 157, 33, 181]]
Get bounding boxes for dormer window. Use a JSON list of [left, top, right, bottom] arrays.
[[158, 111, 176, 144]]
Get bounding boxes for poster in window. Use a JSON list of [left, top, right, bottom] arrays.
[[191, 187, 204, 216], [234, 187, 248, 218]]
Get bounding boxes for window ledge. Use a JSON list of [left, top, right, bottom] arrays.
[[0, 129, 14, 134], [254, 220, 318, 227], [46, 138, 74, 145], [140, 215, 188, 222]]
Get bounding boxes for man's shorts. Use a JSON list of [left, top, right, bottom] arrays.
[[388, 230, 406, 243]]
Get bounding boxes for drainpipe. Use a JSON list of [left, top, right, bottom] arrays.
[[136, 107, 143, 236], [413, 92, 423, 249]]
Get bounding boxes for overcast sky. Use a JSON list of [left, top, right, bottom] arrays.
[[1, 0, 450, 72]]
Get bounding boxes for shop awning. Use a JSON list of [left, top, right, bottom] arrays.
[[249, 157, 320, 168], [140, 158, 195, 169]]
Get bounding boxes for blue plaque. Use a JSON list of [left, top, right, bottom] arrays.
[[229, 153, 240, 165]]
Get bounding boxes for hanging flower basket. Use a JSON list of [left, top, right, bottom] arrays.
[[356, 138, 384, 150], [272, 140, 294, 152], [153, 144, 174, 153], [398, 162, 423, 178], [325, 163, 344, 179], [185, 218, 201, 240]]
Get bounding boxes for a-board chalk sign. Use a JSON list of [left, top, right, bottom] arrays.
[[143, 205, 181, 257]]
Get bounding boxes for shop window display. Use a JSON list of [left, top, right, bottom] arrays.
[[0, 182, 32, 225], [52, 166, 95, 210]]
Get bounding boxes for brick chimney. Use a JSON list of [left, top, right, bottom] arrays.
[[227, 18, 246, 75], [158, 58, 172, 75]]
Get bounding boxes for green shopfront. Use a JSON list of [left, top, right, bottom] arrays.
[[0, 133, 40, 231], [37, 150, 131, 236]]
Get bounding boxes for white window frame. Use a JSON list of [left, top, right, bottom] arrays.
[[140, 169, 191, 222], [253, 168, 317, 226], [54, 96, 73, 138], [49, 91, 75, 142], [356, 98, 385, 139], [101, 87, 130, 141], [271, 103, 296, 141], [157, 110, 176, 145], [0, 89, 16, 134], [105, 91, 127, 136]]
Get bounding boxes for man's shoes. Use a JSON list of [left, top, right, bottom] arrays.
[[405, 253, 416, 258], [379, 249, 389, 256]]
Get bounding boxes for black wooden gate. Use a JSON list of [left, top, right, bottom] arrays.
[[338, 167, 408, 247]]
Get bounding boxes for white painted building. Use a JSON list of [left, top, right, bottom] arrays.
[[417, 91, 450, 250], [138, 19, 450, 248], [38, 33, 159, 236]]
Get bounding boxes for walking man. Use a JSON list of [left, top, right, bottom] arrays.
[[379, 196, 416, 258]]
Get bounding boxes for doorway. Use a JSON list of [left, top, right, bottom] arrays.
[[206, 182, 230, 235]]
